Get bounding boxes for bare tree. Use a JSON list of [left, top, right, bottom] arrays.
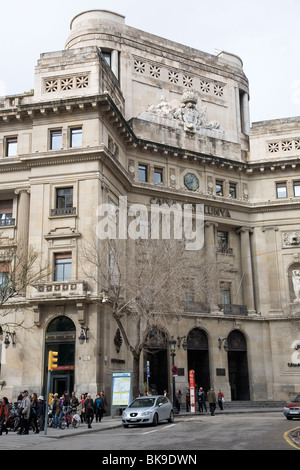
[[81, 231, 219, 398], [0, 238, 48, 331]]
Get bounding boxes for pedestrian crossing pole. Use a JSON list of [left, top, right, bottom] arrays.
[[44, 351, 58, 435]]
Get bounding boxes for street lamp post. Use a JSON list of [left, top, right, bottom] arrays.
[[168, 336, 177, 412]]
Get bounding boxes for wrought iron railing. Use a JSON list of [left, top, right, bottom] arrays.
[[219, 304, 248, 315], [0, 218, 15, 226]]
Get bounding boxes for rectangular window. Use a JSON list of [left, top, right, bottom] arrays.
[[138, 164, 148, 182], [0, 200, 13, 226], [220, 281, 231, 305], [294, 182, 300, 197], [217, 231, 228, 252], [154, 167, 163, 185], [54, 253, 72, 282], [276, 182, 287, 199], [216, 180, 223, 196], [70, 128, 82, 148], [6, 137, 18, 157], [229, 183, 237, 199], [56, 188, 73, 209], [102, 51, 111, 67], [50, 130, 62, 150], [0, 263, 10, 301]]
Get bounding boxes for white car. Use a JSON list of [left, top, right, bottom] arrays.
[[122, 395, 174, 428]]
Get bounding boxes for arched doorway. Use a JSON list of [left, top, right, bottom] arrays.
[[44, 316, 76, 397], [227, 330, 250, 400], [144, 327, 168, 395], [186, 328, 210, 392]]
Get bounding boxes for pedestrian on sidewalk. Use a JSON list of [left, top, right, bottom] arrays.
[[100, 391, 107, 416], [52, 393, 61, 429], [185, 389, 190, 412], [79, 394, 86, 423], [207, 388, 217, 416], [95, 393, 104, 422], [84, 394, 94, 428], [18, 390, 31, 434], [29, 393, 39, 433], [0, 397, 9, 435], [217, 389, 225, 410], [37, 396, 45, 431], [175, 390, 182, 414], [198, 387, 207, 412]]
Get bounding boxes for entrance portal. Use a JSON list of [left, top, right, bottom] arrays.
[[144, 328, 168, 395], [44, 316, 76, 397], [186, 328, 210, 392], [227, 330, 250, 400]]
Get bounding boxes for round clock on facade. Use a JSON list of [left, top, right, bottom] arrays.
[[184, 173, 199, 191]]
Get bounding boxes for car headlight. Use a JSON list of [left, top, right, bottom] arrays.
[[122, 411, 128, 417], [283, 407, 289, 411], [141, 411, 151, 416]]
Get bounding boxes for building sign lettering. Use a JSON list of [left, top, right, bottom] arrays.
[[150, 197, 231, 219]]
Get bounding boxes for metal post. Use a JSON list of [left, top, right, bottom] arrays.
[[44, 370, 51, 435], [171, 352, 176, 411]]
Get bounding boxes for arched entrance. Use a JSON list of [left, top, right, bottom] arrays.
[[144, 327, 168, 395], [44, 316, 76, 397], [186, 328, 210, 391], [227, 330, 250, 400]]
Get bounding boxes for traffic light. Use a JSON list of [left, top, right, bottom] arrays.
[[48, 350, 58, 371]]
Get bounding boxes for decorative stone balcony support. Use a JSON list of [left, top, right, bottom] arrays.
[[31, 280, 88, 300]]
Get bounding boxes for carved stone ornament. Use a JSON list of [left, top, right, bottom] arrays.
[[114, 328, 123, 353], [283, 232, 300, 248], [141, 91, 223, 134]]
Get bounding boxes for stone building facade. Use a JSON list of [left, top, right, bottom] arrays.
[[0, 10, 300, 405]]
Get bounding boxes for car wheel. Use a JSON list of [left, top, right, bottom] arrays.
[[152, 413, 158, 427], [286, 416, 293, 420], [123, 424, 129, 428], [168, 410, 174, 423]]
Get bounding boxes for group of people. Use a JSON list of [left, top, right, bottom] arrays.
[[0, 389, 108, 436], [51, 391, 107, 429], [176, 387, 225, 415], [0, 390, 46, 436]]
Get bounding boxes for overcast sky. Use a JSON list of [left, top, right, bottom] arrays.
[[1, 0, 299, 124]]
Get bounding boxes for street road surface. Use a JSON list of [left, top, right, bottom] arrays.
[[0, 412, 298, 452]]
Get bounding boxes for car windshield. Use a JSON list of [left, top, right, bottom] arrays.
[[292, 395, 300, 402], [129, 398, 155, 408]]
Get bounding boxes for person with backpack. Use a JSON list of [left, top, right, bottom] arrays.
[[84, 394, 94, 428]]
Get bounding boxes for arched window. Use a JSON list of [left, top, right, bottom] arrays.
[[47, 316, 76, 333]]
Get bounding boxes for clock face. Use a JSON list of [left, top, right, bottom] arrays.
[[184, 173, 199, 191]]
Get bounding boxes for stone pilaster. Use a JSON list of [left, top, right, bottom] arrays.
[[236, 227, 255, 313]]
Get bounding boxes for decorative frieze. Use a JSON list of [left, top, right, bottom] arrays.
[[44, 74, 89, 94], [268, 138, 300, 155], [132, 56, 225, 99]]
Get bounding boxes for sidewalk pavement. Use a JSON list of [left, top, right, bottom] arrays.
[[41, 405, 284, 439]]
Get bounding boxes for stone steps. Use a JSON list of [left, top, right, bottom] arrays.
[[223, 400, 285, 408]]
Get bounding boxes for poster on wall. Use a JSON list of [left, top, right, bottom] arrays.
[[111, 371, 132, 414]]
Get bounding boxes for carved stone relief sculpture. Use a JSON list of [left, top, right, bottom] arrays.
[[141, 91, 223, 135], [283, 232, 300, 248], [292, 270, 300, 303]]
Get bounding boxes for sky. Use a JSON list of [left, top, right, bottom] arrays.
[[0, 0, 299, 124]]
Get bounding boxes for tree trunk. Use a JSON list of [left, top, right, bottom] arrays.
[[132, 351, 141, 399]]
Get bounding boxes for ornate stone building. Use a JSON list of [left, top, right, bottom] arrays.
[[0, 9, 300, 405]]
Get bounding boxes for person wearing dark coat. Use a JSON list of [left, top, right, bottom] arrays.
[[37, 396, 45, 431], [207, 388, 217, 416], [84, 394, 94, 428]]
